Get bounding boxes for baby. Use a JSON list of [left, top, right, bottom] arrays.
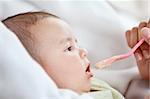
[[2, 11, 124, 99]]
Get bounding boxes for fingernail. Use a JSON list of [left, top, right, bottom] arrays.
[[135, 53, 142, 61], [141, 27, 150, 38], [141, 27, 150, 44]]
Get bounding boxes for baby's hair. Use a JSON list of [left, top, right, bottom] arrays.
[[2, 11, 59, 64]]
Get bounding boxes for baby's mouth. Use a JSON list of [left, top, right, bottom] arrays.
[[85, 64, 91, 72], [85, 64, 93, 78]]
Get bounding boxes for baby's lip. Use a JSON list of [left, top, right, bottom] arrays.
[[85, 64, 93, 78]]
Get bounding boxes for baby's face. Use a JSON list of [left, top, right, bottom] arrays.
[[30, 18, 93, 94]]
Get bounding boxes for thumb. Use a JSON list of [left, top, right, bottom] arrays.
[[141, 27, 150, 45]]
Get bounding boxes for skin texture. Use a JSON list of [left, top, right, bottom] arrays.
[[125, 20, 150, 80], [29, 17, 93, 94]]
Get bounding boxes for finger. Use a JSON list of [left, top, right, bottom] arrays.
[[138, 22, 149, 54], [141, 27, 150, 45], [129, 27, 138, 48], [134, 48, 143, 62], [125, 30, 131, 47], [138, 22, 147, 40], [135, 48, 150, 80], [142, 50, 150, 59], [137, 58, 150, 80], [126, 29, 137, 48], [126, 28, 139, 48], [140, 41, 149, 50], [140, 28, 150, 53]]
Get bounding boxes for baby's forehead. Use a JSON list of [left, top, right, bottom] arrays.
[[31, 17, 72, 35], [30, 18, 75, 43], [59, 37, 78, 45]]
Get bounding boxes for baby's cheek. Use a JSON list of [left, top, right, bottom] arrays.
[[76, 61, 86, 73], [67, 56, 86, 73]]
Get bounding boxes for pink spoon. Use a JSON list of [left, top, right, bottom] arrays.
[[95, 38, 145, 69]]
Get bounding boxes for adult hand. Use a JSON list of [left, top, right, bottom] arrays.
[[126, 20, 150, 80]]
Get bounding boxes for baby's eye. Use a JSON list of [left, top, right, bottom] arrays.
[[65, 46, 74, 52], [67, 46, 73, 51]]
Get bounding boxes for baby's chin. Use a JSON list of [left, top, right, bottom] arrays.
[[78, 82, 91, 94], [77, 87, 91, 95]]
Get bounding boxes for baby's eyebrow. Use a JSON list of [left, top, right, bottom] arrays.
[[59, 37, 77, 45]]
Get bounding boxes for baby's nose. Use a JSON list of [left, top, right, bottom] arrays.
[[79, 48, 88, 59]]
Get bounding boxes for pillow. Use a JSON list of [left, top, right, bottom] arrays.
[[0, 22, 93, 99], [0, 21, 58, 99]]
